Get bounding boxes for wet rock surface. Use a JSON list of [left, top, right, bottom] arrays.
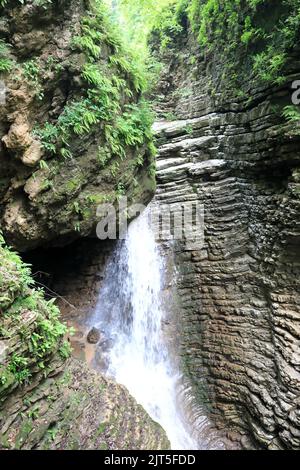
[[1, 359, 170, 450], [151, 32, 300, 449], [87, 327, 101, 344]]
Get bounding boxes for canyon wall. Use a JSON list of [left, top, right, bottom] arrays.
[[152, 9, 300, 449], [0, 0, 168, 450]]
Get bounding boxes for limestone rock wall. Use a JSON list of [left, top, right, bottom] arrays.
[[153, 31, 300, 449], [0, 0, 155, 252]]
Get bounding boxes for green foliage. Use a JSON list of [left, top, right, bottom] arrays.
[[27, 406, 40, 420], [150, 2, 185, 50], [30, 297, 69, 367], [185, 124, 193, 134], [22, 59, 44, 100], [97, 146, 112, 167], [116, 0, 178, 52], [115, 181, 126, 199], [282, 105, 300, 122], [146, 0, 300, 89], [8, 354, 31, 385], [0, 39, 13, 73], [116, 101, 154, 147], [7, 289, 71, 370], [0, 235, 33, 311], [0, 237, 72, 389], [34, 98, 104, 158], [47, 426, 59, 441], [23, 59, 39, 80], [0, 370, 11, 386], [283, 106, 300, 122], [108, 0, 178, 90], [39, 159, 50, 171], [253, 51, 287, 84], [163, 111, 178, 121], [34, 0, 155, 168], [72, 33, 102, 60], [33, 123, 58, 154], [185, 0, 300, 86], [59, 340, 72, 359], [74, 222, 81, 233]]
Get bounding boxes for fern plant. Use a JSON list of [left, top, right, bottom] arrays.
[[0, 39, 12, 73], [29, 0, 156, 186], [282, 105, 300, 123], [8, 354, 31, 385]]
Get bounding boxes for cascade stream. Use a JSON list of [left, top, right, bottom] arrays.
[[89, 206, 198, 450]]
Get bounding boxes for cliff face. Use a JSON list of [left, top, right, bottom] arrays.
[[0, 238, 169, 449], [0, 0, 169, 451], [151, 6, 300, 449], [0, 0, 155, 252]]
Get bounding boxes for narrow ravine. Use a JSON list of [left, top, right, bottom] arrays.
[[89, 206, 198, 450]]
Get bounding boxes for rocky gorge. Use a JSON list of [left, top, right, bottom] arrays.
[[0, 0, 300, 452]]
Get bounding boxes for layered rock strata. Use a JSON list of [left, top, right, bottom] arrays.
[[152, 35, 300, 448]]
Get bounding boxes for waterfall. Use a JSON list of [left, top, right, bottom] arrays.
[[91, 207, 198, 450]]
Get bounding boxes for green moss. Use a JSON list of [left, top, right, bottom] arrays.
[[99, 442, 108, 450], [0, 431, 10, 449], [66, 178, 82, 194], [15, 418, 34, 449], [58, 370, 72, 386], [0, 368, 15, 392], [96, 422, 107, 436]]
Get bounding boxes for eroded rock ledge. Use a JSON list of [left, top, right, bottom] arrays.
[[1, 359, 169, 450]]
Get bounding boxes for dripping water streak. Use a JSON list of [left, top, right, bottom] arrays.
[[91, 207, 197, 450]]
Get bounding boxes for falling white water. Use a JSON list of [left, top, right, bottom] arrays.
[[91, 207, 198, 450]]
